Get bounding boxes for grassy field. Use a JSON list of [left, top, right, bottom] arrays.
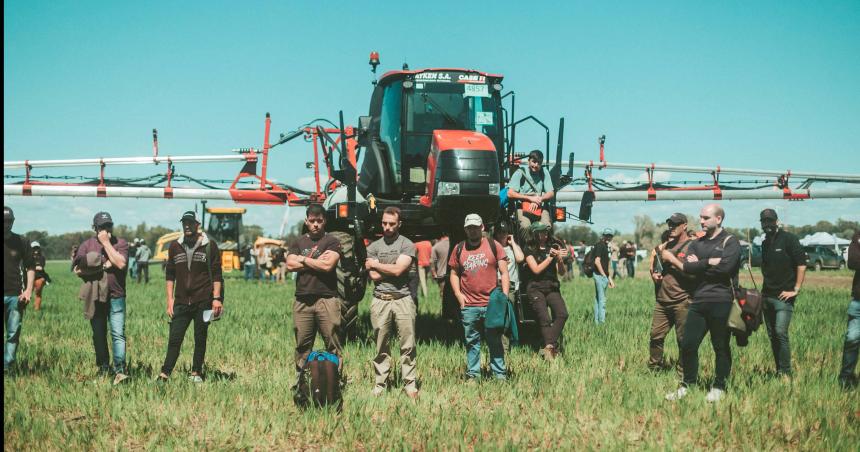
[[4, 262, 859, 450]]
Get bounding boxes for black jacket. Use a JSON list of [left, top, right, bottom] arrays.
[[165, 233, 223, 305], [683, 229, 741, 304]]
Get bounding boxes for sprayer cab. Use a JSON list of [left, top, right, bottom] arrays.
[[356, 68, 505, 233]]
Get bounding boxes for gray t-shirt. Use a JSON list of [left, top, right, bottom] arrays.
[[367, 234, 416, 297], [498, 245, 520, 290]]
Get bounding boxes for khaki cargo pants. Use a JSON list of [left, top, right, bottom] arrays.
[[649, 299, 690, 375], [370, 294, 418, 392], [293, 296, 343, 377]]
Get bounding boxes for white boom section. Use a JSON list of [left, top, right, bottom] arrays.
[[4, 154, 249, 169], [556, 187, 860, 202], [548, 160, 860, 182], [3, 185, 235, 201]]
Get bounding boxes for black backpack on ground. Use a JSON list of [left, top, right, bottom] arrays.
[[293, 351, 342, 410]]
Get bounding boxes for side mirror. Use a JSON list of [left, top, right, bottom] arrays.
[[579, 191, 595, 222], [357, 116, 372, 147]]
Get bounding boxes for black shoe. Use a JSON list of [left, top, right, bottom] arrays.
[[838, 377, 857, 390]]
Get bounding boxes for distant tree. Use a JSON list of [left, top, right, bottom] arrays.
[[633, 215, 659, 250], [555, 225, 599, 245]]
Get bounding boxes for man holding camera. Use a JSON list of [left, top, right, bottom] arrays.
[[74, 212, 130, 384]]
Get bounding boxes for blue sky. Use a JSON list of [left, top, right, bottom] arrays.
[[4, 1, 859, 236]]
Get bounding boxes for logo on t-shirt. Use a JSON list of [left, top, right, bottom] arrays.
[[463, 253, 489, 273]]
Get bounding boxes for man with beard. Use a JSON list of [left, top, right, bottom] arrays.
[[365, 207, 419, 398], [648, 214, 695, 373], [449, 214, 510, 380], [759, 208, 807, 379], [156, 211, 223, 383], [285, 204, 343, 389]]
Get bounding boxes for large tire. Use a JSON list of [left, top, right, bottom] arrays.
[[330, 231, 367, 341]]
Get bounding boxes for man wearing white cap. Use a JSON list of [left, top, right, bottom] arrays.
[[449, 214, 510, 380]]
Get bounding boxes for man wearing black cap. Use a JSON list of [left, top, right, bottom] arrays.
[[157, 211, 223, 383], [507, 150, 556, 241], [592, 228, 616, 324], [759, 208, 807, 378], [648, 213, 695, 372], [74, 211, 129, 384], [4, 206, 35, 374]]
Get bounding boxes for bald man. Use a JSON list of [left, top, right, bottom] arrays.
[[661, 204, 740, 403]]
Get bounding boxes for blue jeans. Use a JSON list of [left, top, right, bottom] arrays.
[[763, 296, 794, 375], [244, 263, 255, 281], [4, 295, 24, 370], [90, 297, 127, 373], [593, 275, 609, 324], [839, 299, 860, 381], [128, 257, 138, 280], [461, 306, 506, 379]]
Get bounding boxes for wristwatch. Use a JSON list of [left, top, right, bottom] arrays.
[[213, 296, 223, 302]]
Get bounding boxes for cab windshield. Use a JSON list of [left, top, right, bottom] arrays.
[[376, 75, 503, 195]]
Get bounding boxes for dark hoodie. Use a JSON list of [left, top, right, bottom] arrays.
[[165, 233, 223, 305], [683, 229, 741, 304]]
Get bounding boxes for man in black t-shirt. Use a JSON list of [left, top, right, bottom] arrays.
[[4, 206, 35, 373], [592, 228, 616, 324], [285, 204, 343, 384], [759, 208, 807, 378]]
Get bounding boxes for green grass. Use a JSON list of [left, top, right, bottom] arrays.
[[4, 262, 859, 450]]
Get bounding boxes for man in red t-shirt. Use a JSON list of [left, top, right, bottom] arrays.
[[449, 213, 510, 380], [415, 240, 432, 299]]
